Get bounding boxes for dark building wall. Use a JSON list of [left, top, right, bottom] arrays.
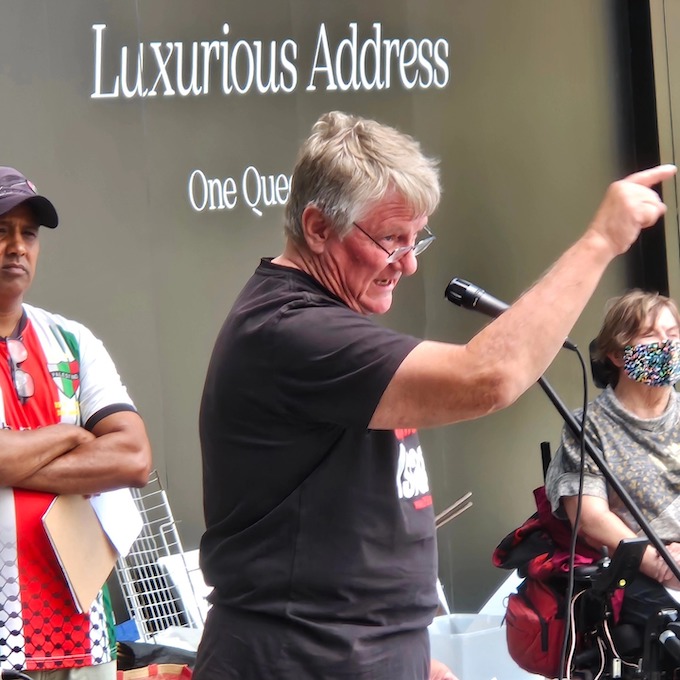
[[1, 0, 670, 612]]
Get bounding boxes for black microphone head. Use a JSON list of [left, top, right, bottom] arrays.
[[445, 277, 509, 318], [445, 278, 485, 309]]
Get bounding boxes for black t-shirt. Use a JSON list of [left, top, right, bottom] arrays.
[[198, 259, 438, 678]]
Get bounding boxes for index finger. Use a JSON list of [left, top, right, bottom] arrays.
[[624, 163, 677, 187]]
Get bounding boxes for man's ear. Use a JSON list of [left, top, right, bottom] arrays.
[[301, 205, 333, 254]]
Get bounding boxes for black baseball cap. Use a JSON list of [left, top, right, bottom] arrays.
[[0, 166, 59, 228]]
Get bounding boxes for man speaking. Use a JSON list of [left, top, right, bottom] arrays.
[[195, 111, 675, 680]]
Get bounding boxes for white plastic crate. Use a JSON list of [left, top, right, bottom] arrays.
[[428, 613, 542, 680]]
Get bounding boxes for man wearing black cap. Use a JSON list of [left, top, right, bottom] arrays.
[[0, 167, 152, 680]]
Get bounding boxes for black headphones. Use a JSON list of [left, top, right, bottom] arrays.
[[589, 338, 617, 389]]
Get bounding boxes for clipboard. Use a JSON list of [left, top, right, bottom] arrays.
[[42, 494, 120, 613]]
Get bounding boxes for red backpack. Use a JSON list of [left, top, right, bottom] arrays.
[[503, 566, 569, 676], [493, 487, 614, 678]]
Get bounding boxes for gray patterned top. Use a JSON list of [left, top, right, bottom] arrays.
[[545, 386, 680, 541]]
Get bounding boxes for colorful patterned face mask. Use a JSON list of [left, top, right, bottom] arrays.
[[622, 338, 680, 386]]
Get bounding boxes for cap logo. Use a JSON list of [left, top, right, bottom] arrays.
[[26, 180, 37, 194], [0, 179, 31, 197]]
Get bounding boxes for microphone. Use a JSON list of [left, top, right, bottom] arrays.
[[445, 277, 577, 352], [660, 629, 680, 664]]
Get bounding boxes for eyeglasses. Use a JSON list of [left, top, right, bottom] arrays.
[[352, 222, 436, 264], [6, 338, 34, 403]]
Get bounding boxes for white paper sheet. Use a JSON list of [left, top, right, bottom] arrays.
[[90, 488, 143, 557]]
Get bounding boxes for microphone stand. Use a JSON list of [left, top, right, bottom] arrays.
[[536, 373, 680, 582]]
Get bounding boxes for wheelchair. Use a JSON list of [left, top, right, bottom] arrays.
[[561, 537, 680, 680], [496, 441, 680, 680]]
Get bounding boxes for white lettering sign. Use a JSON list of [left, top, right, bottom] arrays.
[[92, 22, 449, 99], [188, 166, 291, 217]]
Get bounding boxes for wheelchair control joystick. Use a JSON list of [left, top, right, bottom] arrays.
[[589, 537, 649, 594]]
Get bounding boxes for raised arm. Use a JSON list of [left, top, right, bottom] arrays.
[[370, 165, 677, 430], [13, 410, 151, 494]]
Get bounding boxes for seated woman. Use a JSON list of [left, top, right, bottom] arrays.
[[546, 289, 680, 627]]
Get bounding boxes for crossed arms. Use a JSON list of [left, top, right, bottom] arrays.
[[0, 410, 151, 494]]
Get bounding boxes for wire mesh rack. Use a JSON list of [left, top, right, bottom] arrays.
[[115, 470, 209, 643]]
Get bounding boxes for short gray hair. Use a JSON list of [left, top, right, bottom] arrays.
[[284, 111, 441, 242]]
